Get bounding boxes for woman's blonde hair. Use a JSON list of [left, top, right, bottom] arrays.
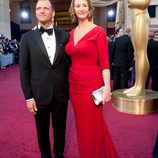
[[69, 0, 94, 23]]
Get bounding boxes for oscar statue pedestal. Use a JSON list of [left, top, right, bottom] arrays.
[[112, 89, 158, 114]]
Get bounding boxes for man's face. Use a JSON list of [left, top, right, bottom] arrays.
[[36, 0, 55, 25]]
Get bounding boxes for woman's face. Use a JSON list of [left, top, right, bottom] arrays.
[[128, 0, 151, 10], [118, 28, 124, 36], [74, 0, 89, 21]]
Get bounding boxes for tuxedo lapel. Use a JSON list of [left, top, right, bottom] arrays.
[[32, 28, 63, 66], [33, 29, 50, 61], [53, 28, 61, 65]]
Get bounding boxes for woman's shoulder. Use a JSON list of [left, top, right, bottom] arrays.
[[68, 28, 75, 36], [91, 25, 106, 38], [94, 25, 105, 32]]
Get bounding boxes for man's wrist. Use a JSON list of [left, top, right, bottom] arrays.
[[26, 98, 34, 102]]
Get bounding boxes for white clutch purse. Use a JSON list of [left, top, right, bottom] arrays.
[[92, 86, 105, 105]]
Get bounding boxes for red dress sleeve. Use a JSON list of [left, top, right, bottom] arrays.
[[96, 27, 110, 70]]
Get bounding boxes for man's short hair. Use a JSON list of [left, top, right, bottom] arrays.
[[37, 0, 55, 10], [125, 28, 130, 34]]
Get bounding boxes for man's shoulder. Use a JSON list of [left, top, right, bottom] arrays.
[[54, 27, 69, 40], [149, 40, 158, 48], [120, 34, 129, 39], [115, 35, 124, 42], [21, 30, 36, 38], [54, 27, 68, 35], [119, 35, 130, 43]]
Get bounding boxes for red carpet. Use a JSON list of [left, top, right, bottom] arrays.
[[0, 65, 158, 158]]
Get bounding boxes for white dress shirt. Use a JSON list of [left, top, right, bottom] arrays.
[[39, 25, 56, 65]]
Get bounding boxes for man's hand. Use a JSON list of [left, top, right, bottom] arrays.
[[26, 99, 38, 115]]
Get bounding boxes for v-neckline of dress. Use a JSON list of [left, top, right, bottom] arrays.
[[73, 26, 98, 47]]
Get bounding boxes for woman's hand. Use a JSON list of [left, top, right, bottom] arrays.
[[101, 69, 111, 104], [102, 85, 111, 104]]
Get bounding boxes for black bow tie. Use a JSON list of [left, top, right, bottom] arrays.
[[39, 26, 53, 36]]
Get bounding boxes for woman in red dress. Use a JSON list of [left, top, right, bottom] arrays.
[[65, 0, 119, 157]]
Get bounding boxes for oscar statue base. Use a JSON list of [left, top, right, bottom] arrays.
[[112, 89, 158, 114]]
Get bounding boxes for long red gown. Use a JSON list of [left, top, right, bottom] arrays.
[[65, 26, 119, 158]]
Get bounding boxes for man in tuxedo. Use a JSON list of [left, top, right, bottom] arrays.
[[112, 28, 134, 90], [19, 0, 70, 158], [145, 32, 158, 91]]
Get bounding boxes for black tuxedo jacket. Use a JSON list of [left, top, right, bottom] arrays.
[[147, 39, 158, 69], [19, 28, 70, 109], [112, 34, 134, 68]]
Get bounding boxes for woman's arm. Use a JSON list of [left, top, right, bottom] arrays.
[[102, 69, 111, 104]]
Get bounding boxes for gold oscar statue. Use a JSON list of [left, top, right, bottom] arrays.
[[123, 0, 151, 96], [112, 0, 158, 114]]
